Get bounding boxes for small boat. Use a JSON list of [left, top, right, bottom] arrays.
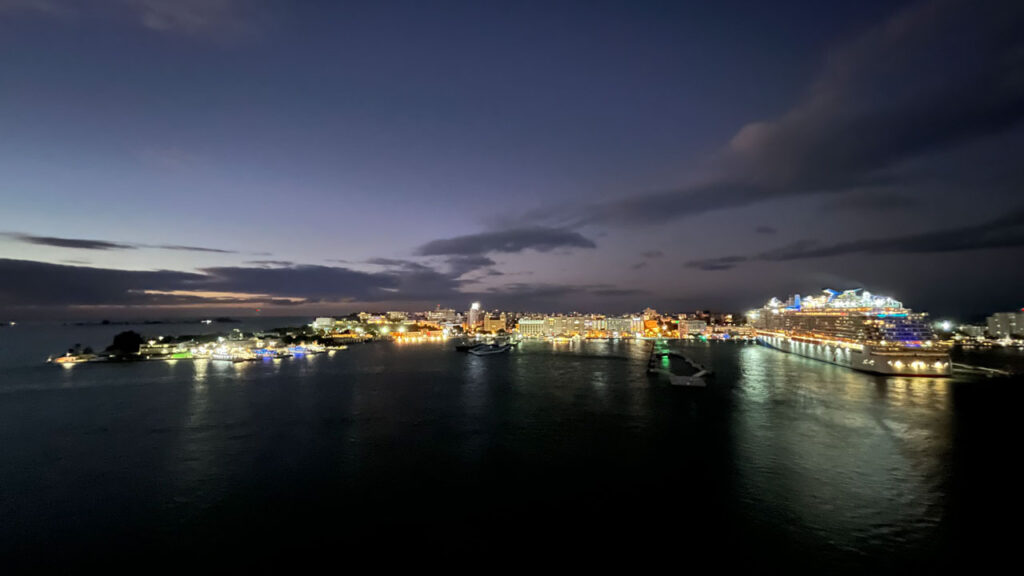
[[468, 343, 512, 356], [454, 342, 478, 352], [50, 353, 96, 365], [211, 353, 253, 363]]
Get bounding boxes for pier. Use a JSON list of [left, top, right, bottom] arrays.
[[647, 341, 713, 386], [952, 363, 1013, 378]]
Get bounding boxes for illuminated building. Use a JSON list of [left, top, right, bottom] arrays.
[[483, 312, 507, 333], [679, 319, 707, 337], [467, 302, 482, 329], [426, 306, 458, 324], [516, 318, 546, 337], [546, 315, 584, 336], [313, 317, 336, 331], [605, 316, 632, 335], [987, 311, 1023, 338], [958, 324, 985, 338]]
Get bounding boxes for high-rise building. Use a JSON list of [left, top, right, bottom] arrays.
[[629, 316, 644, 334], [467, 302, 482, 329], [606, 316, 632, 335], [987, 311, 1024, 338]]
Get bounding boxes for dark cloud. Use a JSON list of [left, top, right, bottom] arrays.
[[445, 255, 497, 277], [528, 0, 1024, 227], [243, 260, 295, 267], [631, 261, 648, 270], [416, 227, 596, 256], [1, 232, 241, 254], [364, 257, 433, 272], [640, 250, 664, 258], [3, 233, 136, 250], [755, 226, 777, 235], [0, 259, 418, 309], [687, 208, 1024, 271], [155, 244, 237, 254], [590, 287, 645, 298], [687, 255, 748, 271], [194, 264, 405, 301], [0, 258, 203, 307]]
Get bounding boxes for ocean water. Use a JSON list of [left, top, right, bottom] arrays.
[[1, 322, 1021, 570]]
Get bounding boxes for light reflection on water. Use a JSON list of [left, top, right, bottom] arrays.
[[730, 343, 952, 554]]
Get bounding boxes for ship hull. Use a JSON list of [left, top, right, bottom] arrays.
[[757, 333, 951, 377]]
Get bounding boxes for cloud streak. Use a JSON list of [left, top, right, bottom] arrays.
[[416, 227, 596, 256], [3, 233, 136, 250], [686, 207, 1024, 270], [1, 232, 243, 254]]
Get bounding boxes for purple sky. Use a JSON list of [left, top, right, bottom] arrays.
[[1, 0, 1023, 320]]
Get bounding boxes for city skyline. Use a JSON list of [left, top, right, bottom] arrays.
[[2, 0, 1023, 319]]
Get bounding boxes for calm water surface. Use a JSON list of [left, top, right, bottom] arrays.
[[1, 323, 1020, 570]]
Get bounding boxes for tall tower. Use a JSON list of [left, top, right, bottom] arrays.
[[467, 302, 482, 330]]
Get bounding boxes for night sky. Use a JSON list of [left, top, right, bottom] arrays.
[[1, 0, 1022, 320]]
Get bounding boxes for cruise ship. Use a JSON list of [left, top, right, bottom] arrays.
[[748, 289, 951, 376]]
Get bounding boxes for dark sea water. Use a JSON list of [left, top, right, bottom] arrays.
[[1, 321, 1022, 571]]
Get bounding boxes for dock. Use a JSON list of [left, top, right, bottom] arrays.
[[647, 341, 712, 386], [952, 363, 1013, 378]]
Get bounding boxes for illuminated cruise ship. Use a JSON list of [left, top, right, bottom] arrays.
[[748, 289, 951, 376]]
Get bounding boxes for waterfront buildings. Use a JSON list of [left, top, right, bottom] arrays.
[[987, 311, 1023, 338], [603, 316, 629, 335], [313, 317, 336, 331], [516, 318, 547, 337], [510, 314, 643, 338], [483, 312, 508, 333], [426, 306, 458, 324], [678, 319, 708, 337], [958, 324, 986, 338]]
